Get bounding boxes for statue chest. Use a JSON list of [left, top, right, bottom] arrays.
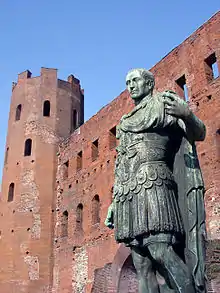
[[114, 130, 181, 194]]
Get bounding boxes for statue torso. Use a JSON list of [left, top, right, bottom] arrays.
[[113, 94, 183, 203]]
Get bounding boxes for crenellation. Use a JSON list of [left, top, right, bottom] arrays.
[[18, 70, 32, 82], [68, 74, 80, 85], [12, 81, 17, 91]]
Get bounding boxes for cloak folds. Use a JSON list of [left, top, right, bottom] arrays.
[[174, 137, 207, 293]]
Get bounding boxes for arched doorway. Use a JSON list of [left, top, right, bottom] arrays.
[[117, 254, 138, 293]]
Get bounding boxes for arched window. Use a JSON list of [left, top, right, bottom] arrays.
[[92, 195, 100, 225], [71, 109, 78, 132], [43, 100, 50, 117], [76, 203, 83, 230], [24, 139, 32, 156], [8, 183, 15, 202], [61, 210, 68, 237], [15, 104, 22, 121]]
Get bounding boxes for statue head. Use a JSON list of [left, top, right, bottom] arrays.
[[126, 68, 155, 103]]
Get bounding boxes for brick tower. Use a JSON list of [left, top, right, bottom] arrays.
[[0, 68, 84, 293]]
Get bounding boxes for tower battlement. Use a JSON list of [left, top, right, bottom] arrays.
[[12, 67, 84, 96]]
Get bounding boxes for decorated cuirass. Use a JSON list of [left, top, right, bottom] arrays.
[[113, 94, 182, 203], [114, 129, 181, 203]]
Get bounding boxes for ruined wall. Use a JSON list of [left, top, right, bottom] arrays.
[[55, 12, 220, 293], [0, 68, 84, 293], [150, 13, 220, 242]]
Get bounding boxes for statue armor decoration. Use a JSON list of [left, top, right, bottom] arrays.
[[105, 68, 207, 293]]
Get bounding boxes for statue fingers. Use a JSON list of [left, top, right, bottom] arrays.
[[105, 219, 114, 229], [165, 108, 177, 116], [104, 218, 110, 226], [163, 91, 177, 101], [164, 89, 177, 95], [164, 91, 183, 104], [163, 98, 173, 105], [164, 105, 174, 111]]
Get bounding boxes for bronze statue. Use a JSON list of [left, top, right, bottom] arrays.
[[105, 68, 207, 293]]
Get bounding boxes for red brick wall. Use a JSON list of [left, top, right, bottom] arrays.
[[54, 12, 220, 293]]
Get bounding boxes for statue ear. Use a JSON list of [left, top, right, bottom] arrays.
[[147, 79, 153, 89]]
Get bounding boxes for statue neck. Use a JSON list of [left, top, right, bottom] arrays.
[[134, 93, 153, 106]]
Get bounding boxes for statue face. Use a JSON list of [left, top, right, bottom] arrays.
[[126, 70, 152, 101]]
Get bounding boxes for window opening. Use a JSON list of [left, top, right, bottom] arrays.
[[76, 203, 83, 230], [92, 139, 99, 161], [43, 100, 50, 117], [71, 109, 78, 132], [24, 139, 32, 156], [4, 147, 9, 165], [109, 126, 117, 150], [92, 195, 100, 225], [175, 75, 189, 102], [15, 104, 22, 121], [61, 210, 68, 237], [204, 53, 219, 82], [8, 183, 15, 202], [63, 160, 69, 179], [76, 151, 82, 171]]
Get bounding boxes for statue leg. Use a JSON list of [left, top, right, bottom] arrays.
[[148, 242, 195, 293], [131, 246, 160, 293]]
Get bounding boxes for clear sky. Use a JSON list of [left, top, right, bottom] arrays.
[[0, 1, 219, 182]]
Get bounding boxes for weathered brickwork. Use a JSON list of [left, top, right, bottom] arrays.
[[0, 11, 219, 293], [0, 68, 84, 293], [55, 12, 220, 293]]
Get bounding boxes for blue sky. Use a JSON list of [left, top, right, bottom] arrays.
[[0, 1, 219, 182]]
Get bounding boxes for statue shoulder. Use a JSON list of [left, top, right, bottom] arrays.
[[152, 91, 164, 103]]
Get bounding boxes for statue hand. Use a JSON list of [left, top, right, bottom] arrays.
[[162, 90, 191, 119], [104, 202, 114, 229]]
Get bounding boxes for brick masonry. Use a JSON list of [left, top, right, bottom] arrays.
[[0, 68, 84, 293], [0, 11, 220, 293]]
